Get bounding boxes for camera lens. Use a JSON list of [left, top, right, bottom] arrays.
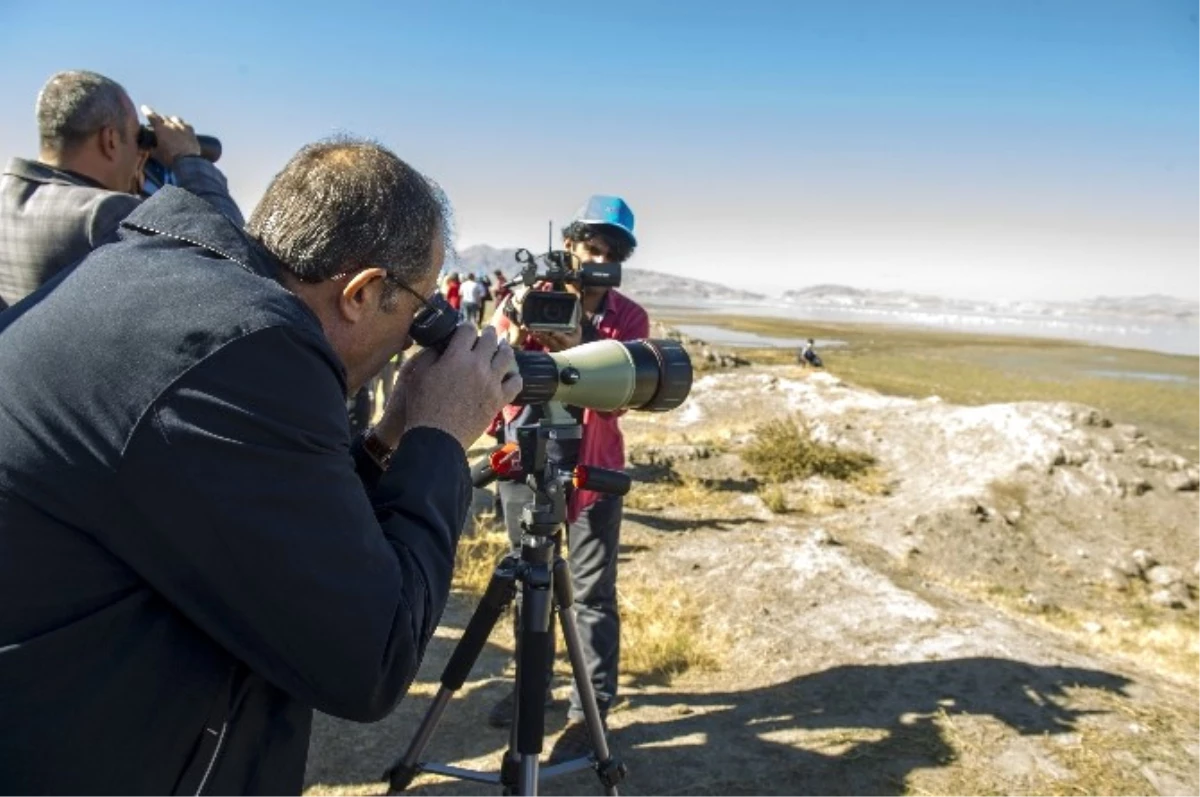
[[541, 301, 568, 323]]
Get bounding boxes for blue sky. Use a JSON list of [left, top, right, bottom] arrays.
[[1, 0, 1195, 302]]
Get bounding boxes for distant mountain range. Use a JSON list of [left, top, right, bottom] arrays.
[[455, 245, 1197, 322], [456, 244, 767, 302], [781, 285, 1199, 322]]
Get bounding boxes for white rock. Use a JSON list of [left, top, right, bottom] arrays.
[[1100, 567, 1130, 591], [1149, 588, 1186, 609], [1164, 472, 1200, 492], [1145, 565, 1184, 587], [1131, 549, 1158, 573]]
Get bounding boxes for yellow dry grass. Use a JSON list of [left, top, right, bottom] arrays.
[[619, 580, 721, 680], [741, 416, 876, 484], [451, 526, 512, 596]]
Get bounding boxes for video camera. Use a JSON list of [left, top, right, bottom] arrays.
[[504, 248, 622, 333], [135, 125, 223, 196]]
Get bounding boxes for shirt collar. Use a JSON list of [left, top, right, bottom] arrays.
[[4, 157, 110, 191]]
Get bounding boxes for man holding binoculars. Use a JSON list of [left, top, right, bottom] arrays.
[[0, 69, 241, 307]]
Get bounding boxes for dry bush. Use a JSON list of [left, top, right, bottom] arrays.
[[452, 526, 512, 596], [759, 485, 788, 513], [742, 416, 875, 484], [619, 581, 720, 679]]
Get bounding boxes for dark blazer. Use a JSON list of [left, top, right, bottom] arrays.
[[0, 187, 470, 794], [0, 156, 244, 306]]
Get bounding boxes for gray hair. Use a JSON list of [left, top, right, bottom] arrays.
[[36, 71, 132, 153], [247, 136, 450, 309]]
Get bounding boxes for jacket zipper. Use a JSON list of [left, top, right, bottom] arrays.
[[193, 721, 229, 796]]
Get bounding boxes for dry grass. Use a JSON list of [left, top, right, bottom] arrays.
[[619, 580, 721, 679], [625, 470, 747, 516], [956, 579, 1200, 682], [741, 416, 876, 484], [451, 525, 512, 596], [910, 688, 1200, 796], [452, 518, 719, 682], [759, 484, 788, 513]]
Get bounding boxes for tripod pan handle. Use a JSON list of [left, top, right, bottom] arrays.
[[572, 466, 631, 496]]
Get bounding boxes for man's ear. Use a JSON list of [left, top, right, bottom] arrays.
[[98, 126, 120, 162], [338, 267, 388, 321]]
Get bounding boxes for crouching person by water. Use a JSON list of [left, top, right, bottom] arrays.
[[0, 138, 521, 794], [799, 338, 823, 368]]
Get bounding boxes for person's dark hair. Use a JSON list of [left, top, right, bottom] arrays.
[[36, 71, 132, 153], [561, 221, 636, 263], [247, 136, 448, 311]]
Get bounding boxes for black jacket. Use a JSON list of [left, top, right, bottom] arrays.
[[0, 187, 471, 794]]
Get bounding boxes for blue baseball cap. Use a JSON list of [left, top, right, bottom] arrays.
[[572, 195, 636, 246]]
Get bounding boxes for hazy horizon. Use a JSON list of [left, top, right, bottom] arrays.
[[1, 1, 1195, 304]]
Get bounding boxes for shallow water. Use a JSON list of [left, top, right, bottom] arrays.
[[649, 300, 1199, 356], [1085, 369, 1197, 384], [673, 323, 846, 350]]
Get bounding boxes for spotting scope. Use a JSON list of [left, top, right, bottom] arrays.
[[408, 293, 692, 412]]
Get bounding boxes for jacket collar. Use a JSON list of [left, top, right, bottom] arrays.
[[4, 157, 109, 190], [119, 185, 281, 281]]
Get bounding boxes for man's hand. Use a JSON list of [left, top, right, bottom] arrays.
[[530, 325, 582, 352], [382, 325, 522, 451], [141, 105, 201, 167]]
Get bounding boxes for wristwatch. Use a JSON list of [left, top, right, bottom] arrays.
[[362, 426, 396, 470]]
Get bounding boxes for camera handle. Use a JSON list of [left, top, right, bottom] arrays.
[[385, 402, 628, 795]]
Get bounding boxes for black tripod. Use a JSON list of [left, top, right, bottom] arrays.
[[384, 403, 629, 796]]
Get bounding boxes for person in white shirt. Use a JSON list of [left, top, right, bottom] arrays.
[[459, 272, 483, 326]]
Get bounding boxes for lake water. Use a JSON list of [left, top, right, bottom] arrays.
[[673, 323, 846, 350], [1085, 370, 1197, 384], [648, 300, 1199, 357]]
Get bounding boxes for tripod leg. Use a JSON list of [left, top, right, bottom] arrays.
[[511, 554, 555, 796], [384, 556, 520, 792], [552, 557, 627, 796]]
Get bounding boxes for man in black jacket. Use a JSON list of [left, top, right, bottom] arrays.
[[0, 138, 521, 794]]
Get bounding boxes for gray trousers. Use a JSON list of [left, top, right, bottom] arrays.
[[498, 480, 623, 722]]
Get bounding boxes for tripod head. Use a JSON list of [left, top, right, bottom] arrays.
[[472, 401, 630, 537]]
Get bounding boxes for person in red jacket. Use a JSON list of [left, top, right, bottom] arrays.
[[486, 195, 648, 762], [442, 271, 461, 314]]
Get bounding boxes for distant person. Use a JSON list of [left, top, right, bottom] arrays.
[[459, 271, 483, 326], [799, 338, 823, 368], [443, 271, 461, 315], [477, 274, 493, 325], [493, 269, 509, 304], [0, 70, 242, 307]]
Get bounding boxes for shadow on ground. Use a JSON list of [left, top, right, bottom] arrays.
[[306, 655, 1131, 796], [623, 512, 765, 533]]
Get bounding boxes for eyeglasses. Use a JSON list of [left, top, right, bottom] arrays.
[[329, 268, 442, 324], [385, 274, 441, 324]]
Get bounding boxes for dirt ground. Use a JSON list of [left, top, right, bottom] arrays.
[[304, 363, 1199, 796]]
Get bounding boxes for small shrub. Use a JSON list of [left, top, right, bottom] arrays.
[[760, 485, 788, 513], [741, 417, 875, 484], [620, 582, 719, 679]]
